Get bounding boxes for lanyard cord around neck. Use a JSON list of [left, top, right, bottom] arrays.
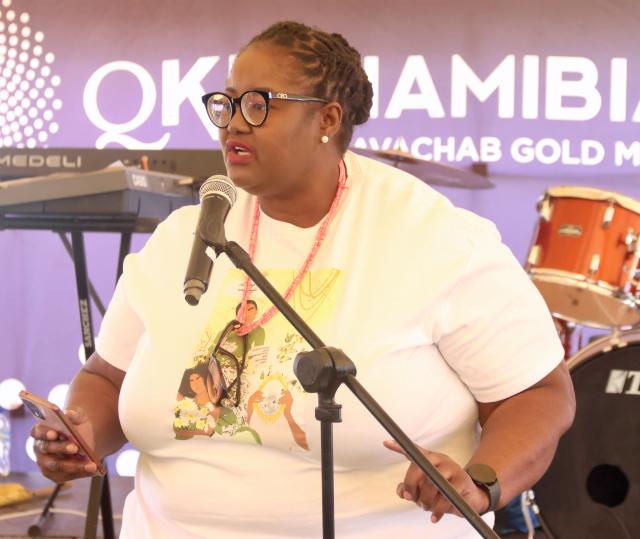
[[235, 160, 347, 336]]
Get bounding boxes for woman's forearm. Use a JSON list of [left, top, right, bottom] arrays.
[[66, 362, 128, 459], [468, 363, 575, 507]]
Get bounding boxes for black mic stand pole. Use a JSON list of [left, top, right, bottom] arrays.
[[217, 240, 498, 539]]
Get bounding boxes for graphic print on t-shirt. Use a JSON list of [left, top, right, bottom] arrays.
[[173, 266, 342, 452]]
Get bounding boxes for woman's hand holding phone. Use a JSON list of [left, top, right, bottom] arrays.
[[31, 407, 102, 483]]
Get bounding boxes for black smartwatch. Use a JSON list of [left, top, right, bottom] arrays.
[[465, 463, 500, 514]]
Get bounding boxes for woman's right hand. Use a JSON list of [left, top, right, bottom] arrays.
[[31, 407, 100, 483]]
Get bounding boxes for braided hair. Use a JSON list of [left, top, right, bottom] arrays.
[[246, 21, 373, 153]]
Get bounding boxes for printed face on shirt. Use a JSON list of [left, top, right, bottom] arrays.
[[219, 42, 325, 198], [189, 373, 206, 395], [244, 303, 257, 324], [235, 301, 258, 325]]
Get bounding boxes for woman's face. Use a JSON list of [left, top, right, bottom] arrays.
[[219, 43, 325, 198], [189, 373, 206, 394]]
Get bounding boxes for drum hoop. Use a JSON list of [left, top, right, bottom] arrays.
[[546, 185, 640, 214], [567, 329, 640, 370]]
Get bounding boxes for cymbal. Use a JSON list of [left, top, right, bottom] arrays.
[[352, 148, 494, 189]]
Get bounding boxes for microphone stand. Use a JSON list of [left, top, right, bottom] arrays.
[[214, 240, 498, 539]]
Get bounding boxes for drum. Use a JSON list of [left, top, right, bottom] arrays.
[[533, 330, 640, 538], [526, 186, 640, 329]]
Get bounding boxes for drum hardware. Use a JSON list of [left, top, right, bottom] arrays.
[[520, 490, 537, 539], [537, 195, 553, 222], [527, 245, 541, 266], [633, 270, 640, 300], [589, 254, 601, 274], [601, 329, 625, 353], [623, 228, 637, 251], [602, 201, 615, 228]]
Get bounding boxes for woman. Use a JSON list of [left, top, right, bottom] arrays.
[[31, 21, 575, 538], [173, 361, 235, 439]]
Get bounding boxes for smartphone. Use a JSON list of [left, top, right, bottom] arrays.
[[19, 390, 106, 476]]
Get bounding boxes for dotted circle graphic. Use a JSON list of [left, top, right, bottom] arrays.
[[0, 0, 62, 148]]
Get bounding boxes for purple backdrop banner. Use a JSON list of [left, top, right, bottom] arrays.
[[2, 0, 640, 173], [2, 0, 640, 474]]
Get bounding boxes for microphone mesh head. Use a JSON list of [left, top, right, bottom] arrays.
[[199, 175, 237, 206]]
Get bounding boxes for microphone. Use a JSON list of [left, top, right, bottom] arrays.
[[183, 175, 237, 306]]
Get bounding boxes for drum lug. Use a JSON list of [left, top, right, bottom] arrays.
[[527, 245, 541, 267], [589, 254, 600, 274], [605, 330, 626, 351], [537, 195, 553, 222], [625, 228, 638, 253], [603, 202, 615, 229]]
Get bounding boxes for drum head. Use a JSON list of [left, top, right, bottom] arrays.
[[534, 339, 640, 538]]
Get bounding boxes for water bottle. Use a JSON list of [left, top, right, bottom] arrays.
[[0, 413, 10, 476]]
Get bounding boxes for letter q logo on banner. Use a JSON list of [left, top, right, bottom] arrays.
[[83, 60, 170, 149]]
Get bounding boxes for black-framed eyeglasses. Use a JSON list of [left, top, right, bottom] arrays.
[[206, 320, 248, 407], [201, 90, 328, 128]]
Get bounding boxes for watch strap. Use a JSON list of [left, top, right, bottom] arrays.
[[465, 463, 501, 513]]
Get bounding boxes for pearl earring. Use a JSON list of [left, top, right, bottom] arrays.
[[321, 135, 329, 144]]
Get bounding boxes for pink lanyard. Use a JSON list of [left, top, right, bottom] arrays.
[[236, 160, 347, 336]]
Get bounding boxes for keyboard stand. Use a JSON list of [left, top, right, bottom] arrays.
[[1, 214, 158, 539]]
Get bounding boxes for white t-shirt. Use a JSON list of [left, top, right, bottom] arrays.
[[96, 151, 563, 538]]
